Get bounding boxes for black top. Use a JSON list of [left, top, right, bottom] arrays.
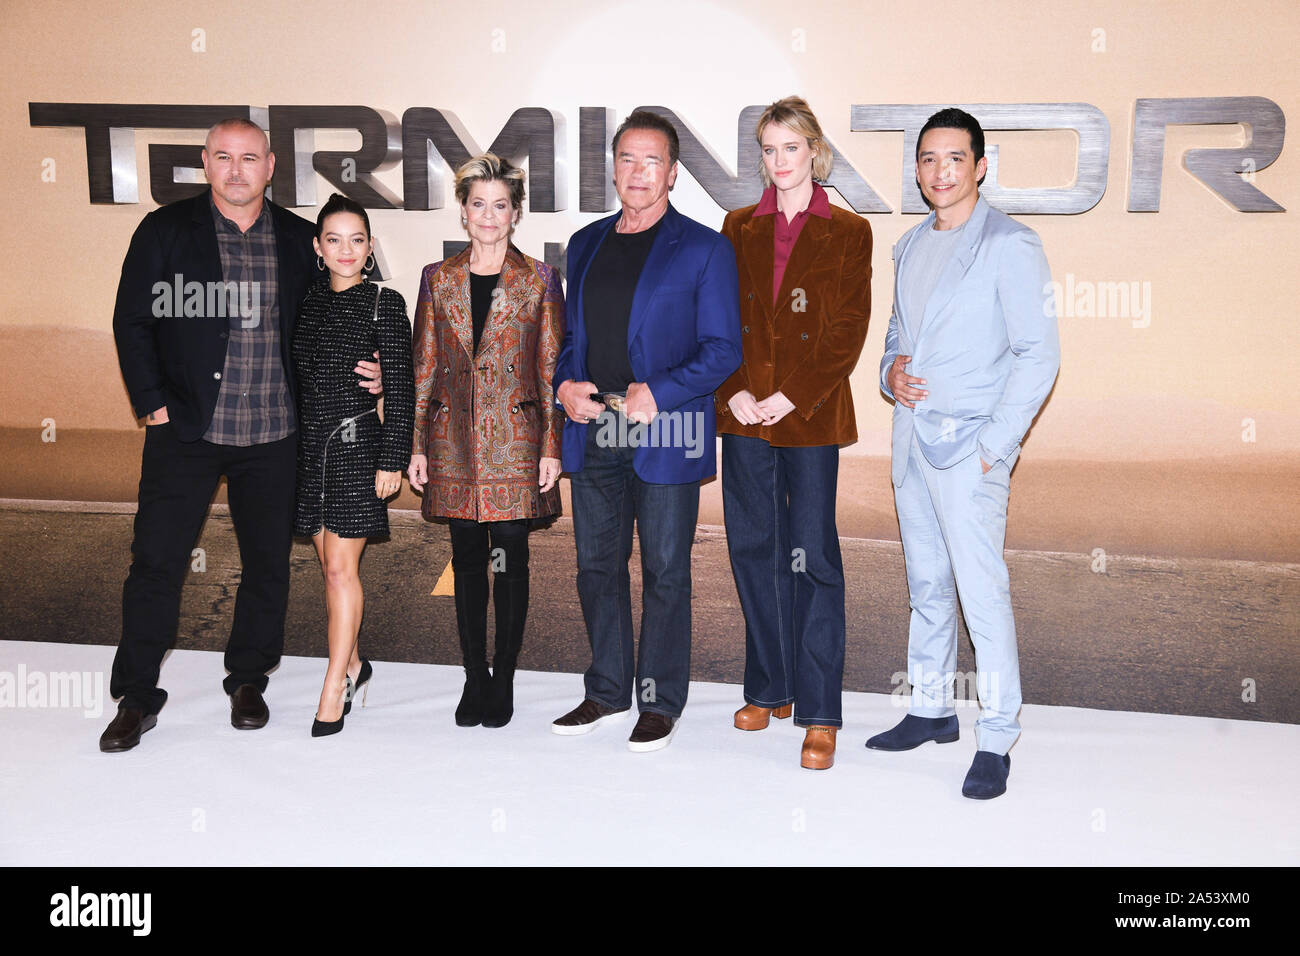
[[469, 271, 500, 354], [583, 220, 661, 392]]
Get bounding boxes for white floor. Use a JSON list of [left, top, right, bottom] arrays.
[[1, 640, 1296, 866]]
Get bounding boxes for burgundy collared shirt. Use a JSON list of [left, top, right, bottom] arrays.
[[753, 181, 832, 302]]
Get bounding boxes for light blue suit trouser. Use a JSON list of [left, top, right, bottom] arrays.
[[894, 431, 1022, 754]]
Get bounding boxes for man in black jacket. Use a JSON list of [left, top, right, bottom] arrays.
[[101, 118, 379, 751]]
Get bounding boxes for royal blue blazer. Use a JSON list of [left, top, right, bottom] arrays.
[[554, 203, 742, 484]]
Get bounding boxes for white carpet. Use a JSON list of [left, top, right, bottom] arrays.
[[1, 640, 1296, 866]]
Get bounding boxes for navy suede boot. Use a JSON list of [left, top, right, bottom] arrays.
[[962, 751, 1011, 799], [865, 714, 960, 751]]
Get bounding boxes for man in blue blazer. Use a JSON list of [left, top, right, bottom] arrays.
[[867, 109, 1060, 798], [551, 111, 741, 751]]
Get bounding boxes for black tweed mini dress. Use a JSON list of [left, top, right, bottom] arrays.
[[292, 280, 415, 538]]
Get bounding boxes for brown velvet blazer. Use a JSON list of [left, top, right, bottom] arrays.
[[716, 200, 872, 447], [411, 245, 564, 522]]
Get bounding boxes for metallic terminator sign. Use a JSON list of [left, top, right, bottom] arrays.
[[29, 98, 1286, 214]]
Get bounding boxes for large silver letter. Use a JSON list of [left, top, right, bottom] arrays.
[[1128, 97, 1285, 212], [579, 107, 617, 213], [268, 106, 402, 208]]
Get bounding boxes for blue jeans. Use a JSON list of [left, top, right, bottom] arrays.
[[570, 414, 699, 717], [721, 434, 844, 727]]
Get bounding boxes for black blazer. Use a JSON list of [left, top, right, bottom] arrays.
[[112, 189, 320, 441]]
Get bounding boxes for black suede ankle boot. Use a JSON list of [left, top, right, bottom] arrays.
[[455, 663, 491, 727]]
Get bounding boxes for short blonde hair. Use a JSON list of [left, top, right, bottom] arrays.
[[754, 96, 833, 185], [453, 152, 526, 215]]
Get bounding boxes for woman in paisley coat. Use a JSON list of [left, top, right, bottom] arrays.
[[294, 192, 415, 737], [408, 153, 564, 729]]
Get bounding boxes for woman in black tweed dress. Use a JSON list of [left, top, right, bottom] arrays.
[[293, 193, 414, 736]]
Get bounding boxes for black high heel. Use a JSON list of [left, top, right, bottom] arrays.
[[343, 659, 372, 716], [311, 676, 352, 737]]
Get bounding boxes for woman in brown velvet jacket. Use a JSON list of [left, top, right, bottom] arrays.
[[717, 97, 872, 770], [408, 153, 564, 729]]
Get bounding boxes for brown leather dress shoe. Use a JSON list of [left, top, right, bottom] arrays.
[[229, 684, 269, 729], [99, 706, 157, 753], [800, 726, 837, 770], [733, 702, 794, 731]]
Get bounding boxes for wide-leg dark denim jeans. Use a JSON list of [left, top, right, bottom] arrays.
[[721, 434, 845, 727]]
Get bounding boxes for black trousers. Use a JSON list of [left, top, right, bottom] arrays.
[[447, 518, 529, 568], [447, 517, 530, 663], [111, 422, 297, 714]]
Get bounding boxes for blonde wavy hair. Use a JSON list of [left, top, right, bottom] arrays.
[[754, 96, 833, 185]]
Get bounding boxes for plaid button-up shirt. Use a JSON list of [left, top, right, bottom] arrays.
[[203, 194, 296, 445]]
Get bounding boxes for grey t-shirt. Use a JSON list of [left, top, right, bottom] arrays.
[[900, 219, 968, 328]]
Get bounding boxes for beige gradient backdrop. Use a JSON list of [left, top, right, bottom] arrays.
[[3, 0, 1297, 560]]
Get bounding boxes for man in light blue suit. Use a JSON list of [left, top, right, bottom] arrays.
[[867, 109, 1060, 798], [550, 111, 742, 752]]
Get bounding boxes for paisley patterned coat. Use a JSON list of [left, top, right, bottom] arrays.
[[411, 245, 564, 522]]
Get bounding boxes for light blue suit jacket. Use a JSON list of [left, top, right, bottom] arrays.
[[880, 196, 1059, 487]]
